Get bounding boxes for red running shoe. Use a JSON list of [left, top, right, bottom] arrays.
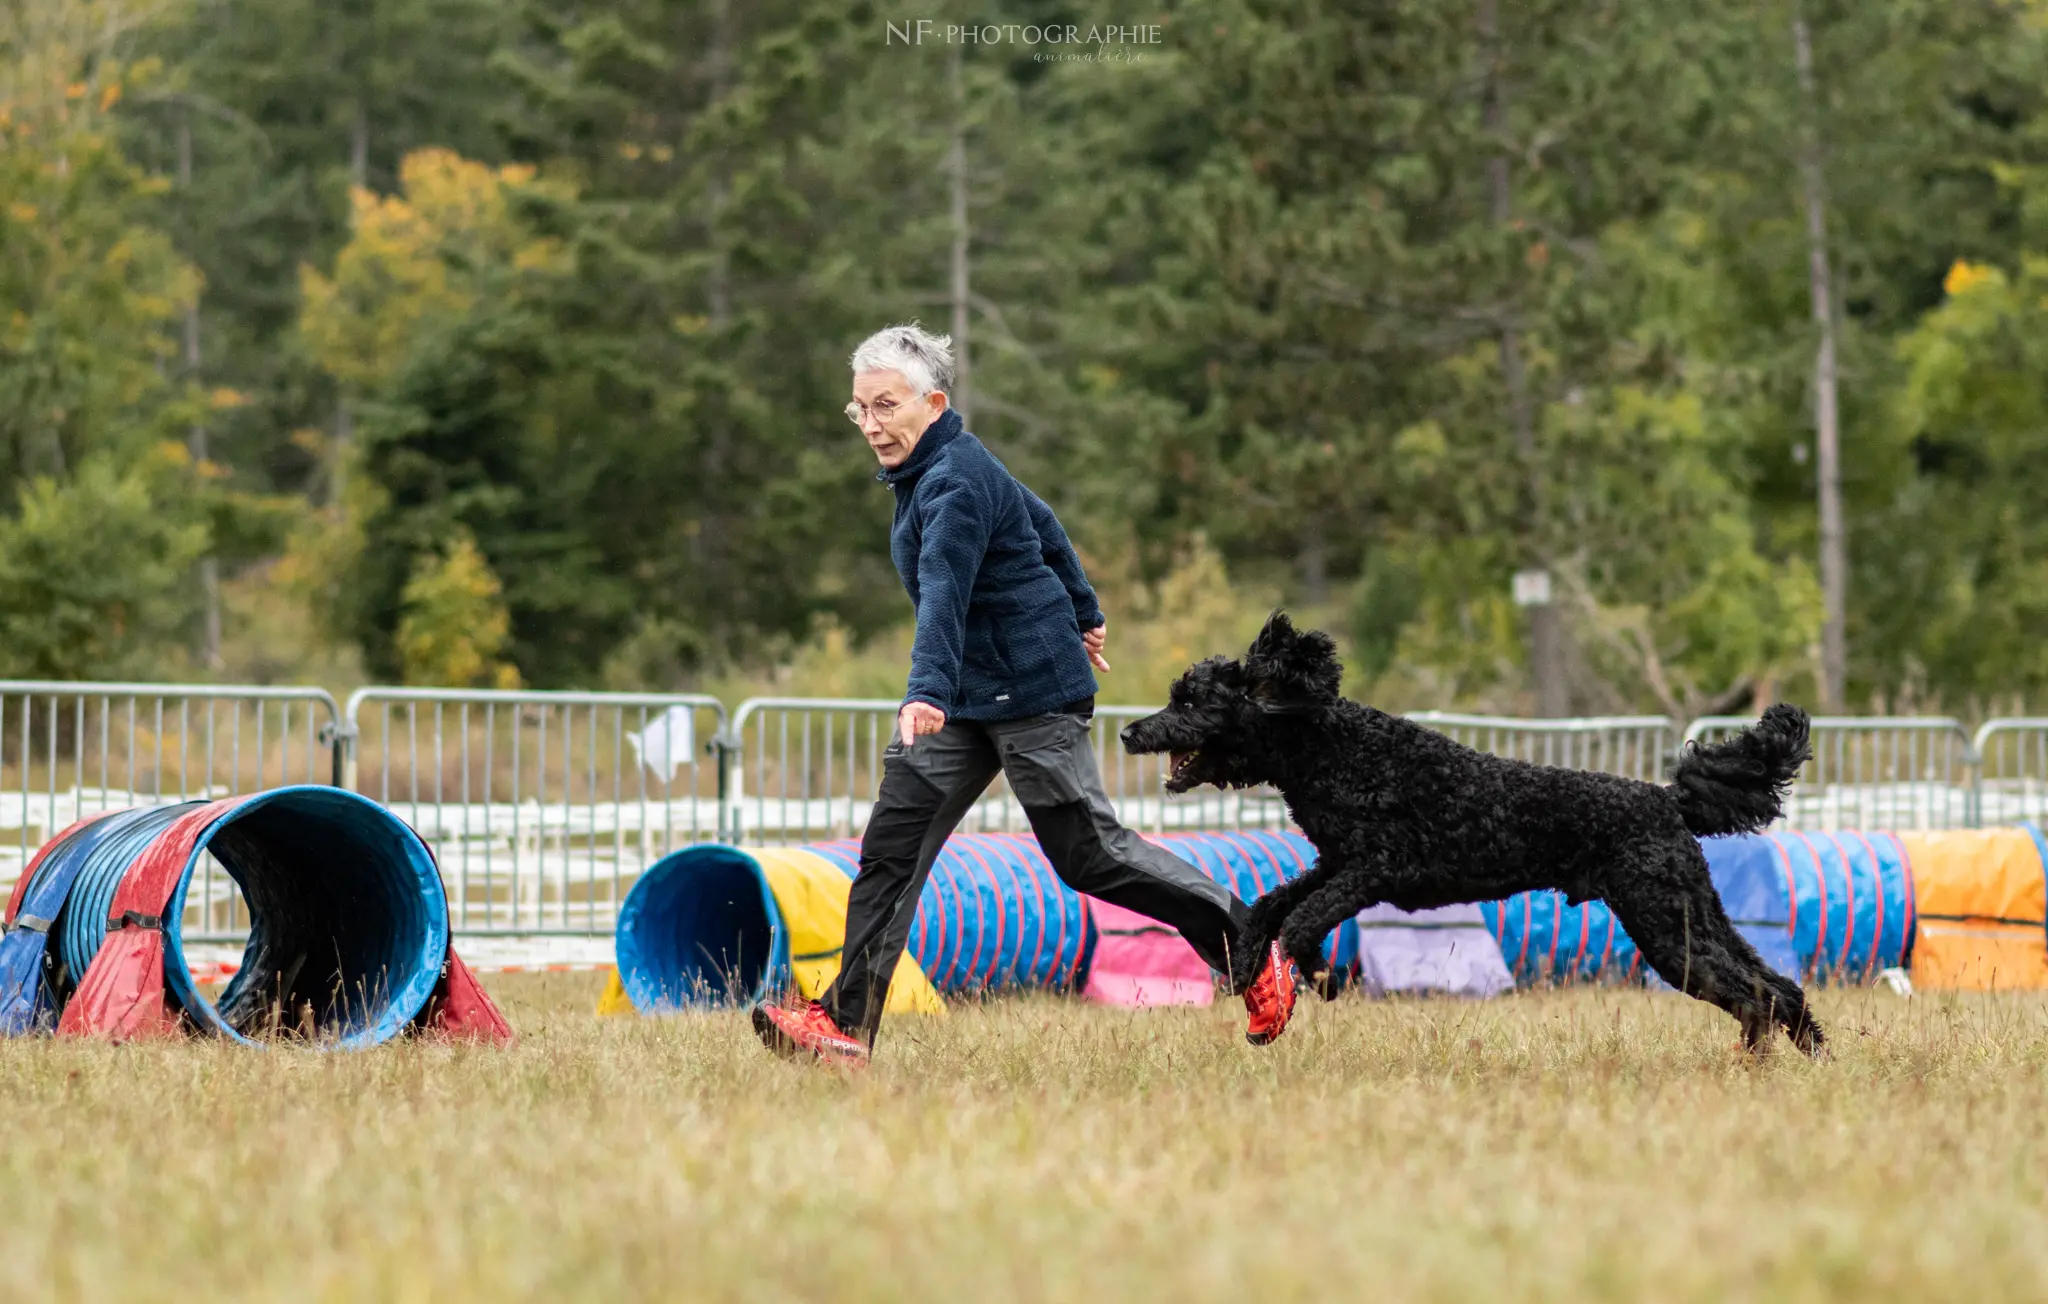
[[752, 999, 870, 1068], [1242, 941, 1300, 1047]]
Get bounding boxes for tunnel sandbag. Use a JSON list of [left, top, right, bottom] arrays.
[[1901, 827, 2048, 991], [408, 946, 518, 1043], [1481, 831, 1916, 988], [56, 787, 450, 1048], [612, 844, 943, 1015]]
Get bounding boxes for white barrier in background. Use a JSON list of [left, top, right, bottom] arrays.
[[4, 677, 2038, 937]]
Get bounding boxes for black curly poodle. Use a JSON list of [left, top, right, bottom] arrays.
[[1120, 611, 1824, 1057]]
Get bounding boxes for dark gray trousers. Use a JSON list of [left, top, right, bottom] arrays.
[[820, 698, 1248, 1045]]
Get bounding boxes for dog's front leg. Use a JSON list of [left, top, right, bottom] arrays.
[[1234, 861, 1343, 991], [1280, 847, 1389, 998]]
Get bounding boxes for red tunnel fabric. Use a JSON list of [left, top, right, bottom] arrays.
[[57, 800, 237, 1040]]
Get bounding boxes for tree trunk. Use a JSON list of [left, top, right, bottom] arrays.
[[1479, 0, 1566, 717], [1301, 520, 1329, 605], [179, 105, 223, 670], [1793, 6, 1848, 712], [695, 0, 734, 578], [947, 42, 972, 424], [349, 97, 369, 189], [704, 0, 732, 333], [333, 98, 370, 515]]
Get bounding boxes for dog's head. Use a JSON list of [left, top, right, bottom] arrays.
[[1118, 611, 1344, 792]]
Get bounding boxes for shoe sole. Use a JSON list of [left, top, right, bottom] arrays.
[[1245, 1015, 1292, 1048], [752, 1005, 799, 1057]]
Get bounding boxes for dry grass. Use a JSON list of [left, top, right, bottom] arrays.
[[3, 977, 2048, 1303]]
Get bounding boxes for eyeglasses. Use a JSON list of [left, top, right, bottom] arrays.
[[845, 396, 907, 426]]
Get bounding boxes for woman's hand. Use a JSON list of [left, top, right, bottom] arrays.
[[1083, 620, 1111, 673], [898, 701, 947, 747]]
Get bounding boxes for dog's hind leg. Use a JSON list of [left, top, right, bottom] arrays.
[[1605, 843, 1826, 1058]]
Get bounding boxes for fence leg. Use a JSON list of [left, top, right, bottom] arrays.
[[323, 720, 359, 790], [712, 731, 737, 844]]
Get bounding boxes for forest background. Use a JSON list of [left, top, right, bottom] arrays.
[[8, 0, 2048, 721]]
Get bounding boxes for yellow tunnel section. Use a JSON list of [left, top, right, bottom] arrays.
[[602, 844, 943, 1017]]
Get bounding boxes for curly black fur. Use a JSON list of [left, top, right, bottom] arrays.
[[1670, 705, 1812, 837], [1120, 611, 1826, 1058]]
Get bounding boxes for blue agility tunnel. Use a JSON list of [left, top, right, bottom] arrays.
[[611, 829, 1358, 1013], [2, 787, 450, 1047], [807, 834, 1093, 993], [1479, 830, 1916, 987], [0, 805, 197, 1034], [1147, 831, 1360, 977], [1480, 890, 1645, 987]]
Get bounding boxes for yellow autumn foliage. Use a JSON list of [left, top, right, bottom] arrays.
[[395, 530, 522, 690], [1943, 258, 1996, 297], [300, 148, 571, 389]]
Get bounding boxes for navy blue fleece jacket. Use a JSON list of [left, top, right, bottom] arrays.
[[879, 407, 1103, 720]]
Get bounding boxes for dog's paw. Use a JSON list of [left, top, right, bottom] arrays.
[[1305, 968, 1342, 1001]]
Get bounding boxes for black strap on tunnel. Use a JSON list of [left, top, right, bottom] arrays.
[[109, 911, 164, 931], [6, 914, 53, 934]]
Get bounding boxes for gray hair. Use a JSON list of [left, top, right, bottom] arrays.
[[849, 322, 955, 396]]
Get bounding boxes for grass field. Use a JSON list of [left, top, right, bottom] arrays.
[[4, 977, 2048, 1303]]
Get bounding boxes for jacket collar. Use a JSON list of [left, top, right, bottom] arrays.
[[877, 406, 964, 486]]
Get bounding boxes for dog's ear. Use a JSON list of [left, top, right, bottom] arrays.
[[1246, 609, 1343, 703], [1248, 610, 1298, 662]]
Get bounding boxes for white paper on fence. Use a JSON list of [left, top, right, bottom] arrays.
[[627, 705, 696, 785]]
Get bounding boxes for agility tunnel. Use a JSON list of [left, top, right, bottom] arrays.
[[606, 830, 1360, 1014], [1352, 902, 1514, 998], [1479, 830, 1918, 988], [0, 786, 510, 1046], [1899, 825, 2048, 991]]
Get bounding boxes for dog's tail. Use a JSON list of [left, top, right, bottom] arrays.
[[1668, 704, 1811, 837]]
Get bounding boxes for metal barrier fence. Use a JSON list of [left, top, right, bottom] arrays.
[[1403, 713, 1677, 782], [1683, 715, 1980, 830], [1974, 719, 2048, 828], [720, 698, 1290, 846], [338, 688, 729, 934], [0, 682, 341, 941], [3, 675, 2042, 937]]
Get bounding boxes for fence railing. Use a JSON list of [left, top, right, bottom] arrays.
[[720, 698, 1290, 846], [0, 682, 342, 941], [1403, 713, 1677, 783], [3, 675, 2041, 936], [337, 688, 729, 934], [1683, 715, 1981, 831], [1974, 718, 2048, 829]]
